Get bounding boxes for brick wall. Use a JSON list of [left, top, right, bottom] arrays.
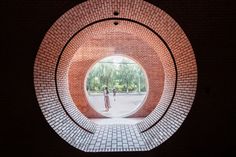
[[34, 0, 197, 151], [68, 31, 165, 118], [57, 19, 175, 122]]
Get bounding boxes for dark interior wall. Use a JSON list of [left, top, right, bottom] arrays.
[[1, 0, 235, 156]]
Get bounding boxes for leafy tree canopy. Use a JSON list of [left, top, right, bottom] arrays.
[[86, 56, 147, 93]]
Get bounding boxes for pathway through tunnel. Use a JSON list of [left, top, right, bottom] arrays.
[[34, 0, 197, 152], [68, 30, 165, 125], [85, 55, 148, 118]]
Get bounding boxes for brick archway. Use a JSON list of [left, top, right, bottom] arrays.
[[34, 0, 197, 152], [83, 54, 151, 118], [68, 31, 164, 118]]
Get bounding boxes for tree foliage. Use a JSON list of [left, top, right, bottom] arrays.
[[86, 57, 147, 93]]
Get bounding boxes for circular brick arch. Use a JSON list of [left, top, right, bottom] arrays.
[[58, 19, 175, 125], [34, 0, 197, 152], [83, 54, 151, 118], [68, 31, 164, 118]]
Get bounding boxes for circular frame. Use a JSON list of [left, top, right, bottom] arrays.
[[34, 0, 197, 152], [57, 18, 175, 129], [83, 54, 150, 118]]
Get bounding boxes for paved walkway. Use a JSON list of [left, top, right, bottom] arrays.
[[82, 94, 150, 152], [90, 117, 143, 124], [86, 124, 147, 152], [87, 93, 147, 117], [82, 118, 149, 152]]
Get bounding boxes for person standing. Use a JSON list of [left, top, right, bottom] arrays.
[[104, 87, 111, 111], [112, 88, 116, 101]]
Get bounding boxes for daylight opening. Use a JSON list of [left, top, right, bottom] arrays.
[[85, 55, 149, 118], [34, 0, 197, 152]]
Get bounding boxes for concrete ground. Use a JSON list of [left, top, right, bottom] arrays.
[[87, 93, 147, 118], [90, 117, 143, 125]]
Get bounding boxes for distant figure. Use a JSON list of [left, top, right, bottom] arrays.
[[112, 88, 117, 101], [104, 87, 111, 111]]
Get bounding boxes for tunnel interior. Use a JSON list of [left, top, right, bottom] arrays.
[[34, 0, 197, 152]]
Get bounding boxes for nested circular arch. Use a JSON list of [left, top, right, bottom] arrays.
[[68, 29, 165, 119], [34, 0, 197, 152], [57, 19, 175, 127], [83, 54, 150, 118]]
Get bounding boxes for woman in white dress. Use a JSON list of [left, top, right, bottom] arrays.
[[104, 87, 111, 111]]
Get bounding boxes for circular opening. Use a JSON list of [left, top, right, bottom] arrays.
[[113, 21, 119, 25], [34, 0, 197, 152], [113, 11, 119, 16], [84, 55, 149, 118]]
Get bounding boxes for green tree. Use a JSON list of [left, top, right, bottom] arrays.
[[86, 57, 147, 93]]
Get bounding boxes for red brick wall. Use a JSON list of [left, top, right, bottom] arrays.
[[68, 32, 165, 118], [54, 18, 178, 134], [34, 0, 197, 151]]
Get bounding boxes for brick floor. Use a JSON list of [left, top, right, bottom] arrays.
[[90, 118, 143, 124], [85, 124, 148, 152]]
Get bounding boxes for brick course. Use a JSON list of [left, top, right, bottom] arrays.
[[34, 0, 197, 152], [68, 31, 164, 118]]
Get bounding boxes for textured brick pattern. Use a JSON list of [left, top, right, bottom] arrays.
[[34, 0, 197, 152], [59, 20, 174, 122], [68, 31, 164, 118], [86, 125, 147, 152]]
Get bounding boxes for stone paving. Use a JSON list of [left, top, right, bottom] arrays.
[[90, 117, 143, 124], [86, 124, 148, 152], [87, 94, 146, 117]]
